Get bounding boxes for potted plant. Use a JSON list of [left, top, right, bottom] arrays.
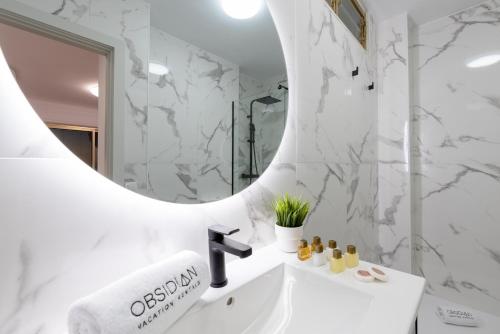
[[273, 194, 310, 252]]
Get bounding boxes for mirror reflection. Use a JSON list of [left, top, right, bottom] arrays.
[[0, 0, 287, 203], [146, 0, 287, 203]]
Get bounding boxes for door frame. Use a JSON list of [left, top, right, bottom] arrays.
[[0, 1, 126, 182]]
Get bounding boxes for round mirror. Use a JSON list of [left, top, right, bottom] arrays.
[[0, 0, 287, 203], [146, 0, 288, 203]]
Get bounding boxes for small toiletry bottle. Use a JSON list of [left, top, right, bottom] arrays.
[[330, 249, 345, 273], [312, 244, 326, 266], [345, 245, 359, 268], [325, 240, 337, 261], [297, 239, 312, 261], [310, 236, 321, 253]]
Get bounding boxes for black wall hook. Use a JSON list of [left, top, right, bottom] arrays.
[[352, 66, 359, 77], [368, 82, 375, 90]]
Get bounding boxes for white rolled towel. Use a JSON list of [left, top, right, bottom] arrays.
[[68, 250, 209, 334]]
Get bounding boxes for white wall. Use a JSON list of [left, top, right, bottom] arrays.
[[412, 0, 500, 315], [30, 97, 98, 127], [376, 13, 412, 272], [148, 27, 239, 203], [376, 0, 500, 317], [295, 0, 379, 259]]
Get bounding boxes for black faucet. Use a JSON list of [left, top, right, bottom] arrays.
[[208, 225, 252, 288]]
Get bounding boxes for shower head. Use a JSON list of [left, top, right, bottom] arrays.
[[249, 96, 282, 116], [254, 96, 281, 105]]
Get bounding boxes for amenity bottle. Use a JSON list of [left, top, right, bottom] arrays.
[[297, 239, 312, 261], [330, 249, 345, 273], [345, 245, 359, 268]]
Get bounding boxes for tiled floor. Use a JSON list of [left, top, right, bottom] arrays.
[[418, 294, 500, 334]]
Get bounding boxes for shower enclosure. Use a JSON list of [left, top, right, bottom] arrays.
[[234, 77, 288, 193], [241, 96, 282, 183]]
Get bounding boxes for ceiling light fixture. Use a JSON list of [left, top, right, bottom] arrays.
[[87, 83, 99, 97], [466, 54, 500, 68], [220, 0, 262, 19], [149, 62, 169, 75]]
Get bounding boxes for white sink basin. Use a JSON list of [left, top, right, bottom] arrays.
[[168, 245, 425, 334]]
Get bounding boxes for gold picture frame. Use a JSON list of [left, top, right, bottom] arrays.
[[46, 123, 98, 170], [330, 0, 367, 49]]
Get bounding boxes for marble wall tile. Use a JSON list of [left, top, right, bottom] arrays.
[[15, 0, 91, 24], [412, 0, 500, 315], [413, 163, 500, 314], [377, 162, 411, 269], [296, 0, 377, 165], [376, 14, 412, 273], [147, 27, 238, 203], [413, 2, 500, 166], [296, 161, 378, 262], [197, 162, 233, 202], [147, 162, 198, 203], [294, 0, 379, 261], [377, 14, 410, 164]]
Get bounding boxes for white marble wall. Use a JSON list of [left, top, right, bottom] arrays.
[[295, 0, 379, 262], [13, 0, 151, 191], [376, 14, 412, 272], [148, 27, 238, 203], [412, 0, 500, 315]]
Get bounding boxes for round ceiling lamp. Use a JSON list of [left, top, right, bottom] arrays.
[[220, 0, 263, 20], [87, 83, 99, 97], [149, 62, 169, 76]]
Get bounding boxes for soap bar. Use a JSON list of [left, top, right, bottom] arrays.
[[354, 270, 374, 282], [369, 267, 388, 282], [436, 306, 479, 327]]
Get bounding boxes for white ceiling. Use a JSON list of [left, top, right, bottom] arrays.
[[145, 0, 286, 80], [0, 22, 99, 108], [363, 0, 486, 25]]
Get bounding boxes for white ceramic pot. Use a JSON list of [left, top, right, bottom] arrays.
[[275, 224, 303, 253]]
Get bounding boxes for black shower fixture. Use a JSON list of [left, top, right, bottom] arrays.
[[241, 96, 282, 183], [253, 96, 281, 105], [278, 84, 288, 91]]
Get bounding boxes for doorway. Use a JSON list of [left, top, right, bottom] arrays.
[[0, 21, 106, 172], [0, 3, 125, 181], [0, 21, 105, 172]]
